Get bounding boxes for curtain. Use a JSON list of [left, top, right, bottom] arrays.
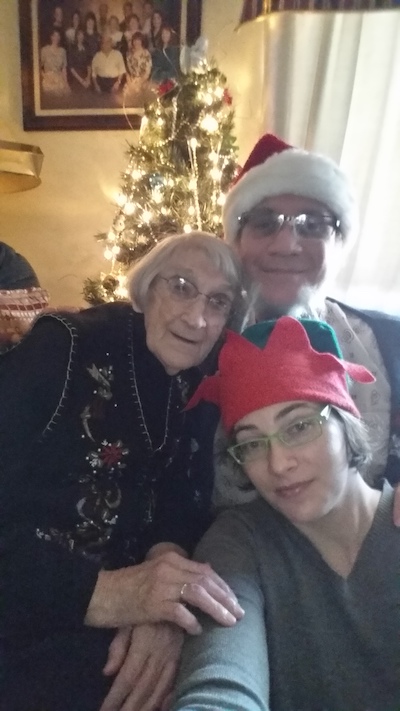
[[225, 9, 400, 312]]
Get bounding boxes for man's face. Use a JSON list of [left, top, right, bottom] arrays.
[[235, 194, 341, 318], [101, 36, 113, 54]]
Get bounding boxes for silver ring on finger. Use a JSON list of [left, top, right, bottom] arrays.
[[179, 582, 188, 602]]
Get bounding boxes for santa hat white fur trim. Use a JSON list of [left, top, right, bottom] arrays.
[[223, 148, 358, 243]]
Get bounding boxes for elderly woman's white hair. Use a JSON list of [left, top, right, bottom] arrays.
[[127, 231, 246, 329]]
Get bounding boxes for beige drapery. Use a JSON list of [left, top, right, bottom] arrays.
[[231, 10, 400, 312]]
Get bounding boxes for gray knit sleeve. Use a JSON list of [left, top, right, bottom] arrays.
[[171, 509, 271, 711]]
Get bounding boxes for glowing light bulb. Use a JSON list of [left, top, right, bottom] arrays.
[[189, 137, 198, 150], [188, 205, 195, 216], [217, 193, 226, 206], [214, 86, 224, 99], [131, 169, 142, 180], [212, 215, 220, 224], [209, 151, 219, 163], [152, 190, 163, 204], [142, 210, 153, 223], [157, 117, 164, 126], [112, 245, 120, 255], [104, 249, 113, 260], [183, 224, 192, 233], [200, 115, 219, 133], [189, 178, 197, 191], [124, 202, 136, 215], [108, 230, 117, 241], [210, 167, 222, 181], [204, 93, 213, 106]]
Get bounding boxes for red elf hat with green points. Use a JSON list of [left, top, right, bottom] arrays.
[[186, 316, 375, 432]]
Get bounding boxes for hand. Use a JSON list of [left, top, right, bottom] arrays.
[[85, 551, 245, 634], [393, 484, 400, 526], [99, 623, 183, 711]]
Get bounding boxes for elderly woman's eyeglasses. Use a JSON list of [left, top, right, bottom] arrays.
[[238, 208, 340, 240], [159, 276, 233, 317], [228, 405, 331, 465]]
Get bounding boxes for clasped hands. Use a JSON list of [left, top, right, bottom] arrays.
[[85, 550, 244, 711]]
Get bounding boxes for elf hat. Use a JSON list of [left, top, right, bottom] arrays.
[[186, 316, 374, 432], [223, 133, 358, 244]]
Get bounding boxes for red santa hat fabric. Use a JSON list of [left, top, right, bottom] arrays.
[[223, 133, 358, 244], [186, 316, 374, 432]]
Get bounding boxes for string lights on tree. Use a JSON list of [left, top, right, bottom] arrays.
[[83, 62, 238, 305]]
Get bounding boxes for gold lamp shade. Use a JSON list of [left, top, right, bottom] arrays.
[[0, 140, 44, 194]]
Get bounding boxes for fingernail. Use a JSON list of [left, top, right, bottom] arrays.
[[234, 602, 245, 617]]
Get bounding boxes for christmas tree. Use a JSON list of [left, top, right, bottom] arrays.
[[83, 62, 238, 305]]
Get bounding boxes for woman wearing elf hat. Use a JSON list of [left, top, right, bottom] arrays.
[[218, 132, 400, 502], [171, 316, 400, 711]]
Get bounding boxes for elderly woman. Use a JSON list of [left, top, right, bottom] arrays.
[[173, 316, 400, 711], [0, 233, 245, 711]]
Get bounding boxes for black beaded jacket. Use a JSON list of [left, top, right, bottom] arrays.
[[0, 303, 218, 711]]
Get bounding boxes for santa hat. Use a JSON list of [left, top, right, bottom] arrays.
[[186, 317, 374, 432], [223, 133, 358, 243]]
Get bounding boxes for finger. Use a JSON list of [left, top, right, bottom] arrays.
[[125, 660, 177, 711], [182, 583, 241, 627], [181, 577, 244, 621], [103, 627, 132, 675], [160, 689, 174, 711], [100, 651, 150, 711], [165, 601, 202, 635], [176, 558, 240, 601]]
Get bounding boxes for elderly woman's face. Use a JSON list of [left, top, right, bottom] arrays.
[[143, 248, 234, 374], [233, 400, 349, 527]]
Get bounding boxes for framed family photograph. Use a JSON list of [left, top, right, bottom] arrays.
[[19, 0, 203, 131]]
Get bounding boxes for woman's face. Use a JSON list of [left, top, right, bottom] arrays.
[[51, 30, 61, 46], [233, 400, 350, 526], [142, 248, 234, 374], [128, 16, 140, 32], [54, 7, 63, 24], [161, 27, 171, 45], [86, 17, 95, 32], [152, 12, 162, 31], [132, 36, 143, 50], [72, 12, 80, 28]]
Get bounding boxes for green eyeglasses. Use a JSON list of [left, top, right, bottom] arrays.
[[228, 405, 331, 465]]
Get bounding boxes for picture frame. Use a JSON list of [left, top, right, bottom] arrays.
[[19, 0, 203, 131]]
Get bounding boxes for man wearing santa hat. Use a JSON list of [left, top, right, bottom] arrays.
[[219, 133, 400, 495]]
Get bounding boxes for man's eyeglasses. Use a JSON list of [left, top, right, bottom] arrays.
[[159, 275, 233, 317], [238, 208, 340, 240], [228, 405, 331, 465]]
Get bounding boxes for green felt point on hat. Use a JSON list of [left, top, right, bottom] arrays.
[[242, 318, 343, 359]]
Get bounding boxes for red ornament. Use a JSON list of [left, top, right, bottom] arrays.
[[223, 88, 233, 106], [158, 79, 177, 96]]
